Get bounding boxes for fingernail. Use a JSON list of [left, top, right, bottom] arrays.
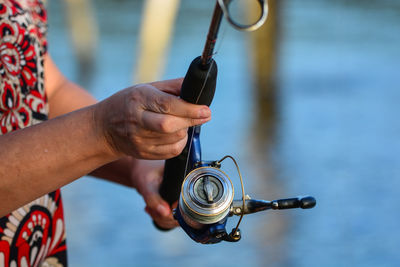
[[199, 108, 211, 118], [157, 205, 169, 217]]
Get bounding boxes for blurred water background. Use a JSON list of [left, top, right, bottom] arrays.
[[47, 0, 400, 266]]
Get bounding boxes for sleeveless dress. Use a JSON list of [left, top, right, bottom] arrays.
[[0, 1, 67, 266]]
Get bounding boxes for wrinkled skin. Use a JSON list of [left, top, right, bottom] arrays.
[[95, 79, 211, 160]]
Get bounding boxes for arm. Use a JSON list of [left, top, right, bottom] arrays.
[[0, 55, 211, 220], [45, 55, 137, 186], [0, 101, 115, 216], [45, 55, 133, 185], [46, 55, 155, 186], [45, 55, 182, 228]]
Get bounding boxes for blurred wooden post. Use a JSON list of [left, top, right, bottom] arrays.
[[250, 0, 279, 135], [134, 0, 180, 83], [248, 1, 288, 265], [64, 0, 98, 85]]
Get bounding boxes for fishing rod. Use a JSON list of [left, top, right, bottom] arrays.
[[158, 0, 316, 244]]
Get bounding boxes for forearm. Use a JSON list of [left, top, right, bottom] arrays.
[[48, 80, 136, 186], [89, 157, 137, 188], [0, 105, 117, 216]]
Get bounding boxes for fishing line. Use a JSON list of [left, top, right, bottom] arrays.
[[210, 20, 228, 59], [182, 1, 241, 206], [182, 9, 228, 180], [182, 59, 215, 179]]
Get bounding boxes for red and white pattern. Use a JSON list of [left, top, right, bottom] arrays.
[[0, 1, 67, 266], [0, 191, 67, 267], [0, 0, 48, 134]]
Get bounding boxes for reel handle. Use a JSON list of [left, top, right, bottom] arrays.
[[271, 196, 316, 210]]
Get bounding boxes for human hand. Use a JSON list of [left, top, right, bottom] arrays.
[[131, 159, 179, 229], [94, 78, 211, 159]]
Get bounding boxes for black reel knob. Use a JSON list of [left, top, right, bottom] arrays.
[[271, 196, 316, 210]]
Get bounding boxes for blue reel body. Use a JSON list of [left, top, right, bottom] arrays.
[[174, 207, 228, 244], [174, 126, 235, 244]]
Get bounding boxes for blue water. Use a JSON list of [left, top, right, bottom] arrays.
[[47, 1, 400, 266]]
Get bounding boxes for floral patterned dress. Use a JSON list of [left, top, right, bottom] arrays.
[[0, 1, 67, 266]]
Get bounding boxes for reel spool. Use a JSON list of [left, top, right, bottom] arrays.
[[179, 167, 234, 230]]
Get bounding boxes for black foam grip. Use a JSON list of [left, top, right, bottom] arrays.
[[158, 145, 190, 205], [180, 56, 217, 105], [159, 57, 218, 206]]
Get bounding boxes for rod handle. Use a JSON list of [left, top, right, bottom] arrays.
[[156, 57, 218, 231]]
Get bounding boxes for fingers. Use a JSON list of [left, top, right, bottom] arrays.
[[142, 86, 211, 119], [138, 85, 211, 134], [141, 110, 210, 134], [132, 159, 178, 229], [135, 136, 188, 160], [143, 191, 179, 229], [139, 128, 187, 143], [150, 78, 183, 96], [98, 79, 212, 160]]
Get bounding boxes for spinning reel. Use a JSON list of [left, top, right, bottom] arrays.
[[158, 0, 316, 244], [172, 128, 316, 244]]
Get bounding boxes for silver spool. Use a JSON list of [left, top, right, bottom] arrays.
[[179, 167, 234, 228]]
